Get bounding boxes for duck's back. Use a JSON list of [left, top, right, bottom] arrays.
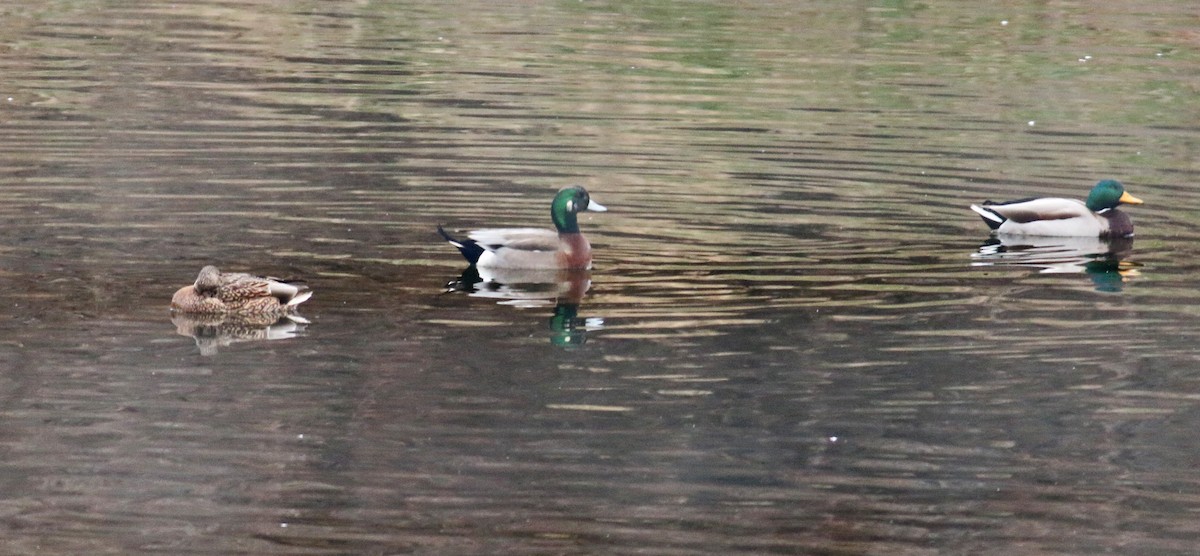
[[214, 274, 273, 303], [468, 228, 558, 249], [986, 197, 1089, 223]]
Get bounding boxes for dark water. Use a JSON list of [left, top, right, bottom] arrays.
[[1, 1, 1199, 553]]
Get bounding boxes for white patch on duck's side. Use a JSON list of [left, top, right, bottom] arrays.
[[476, 250, 502, 268], [476, 246, 563, 269], [995, 214, 1105, 236], [979, 197, 1107, 236]]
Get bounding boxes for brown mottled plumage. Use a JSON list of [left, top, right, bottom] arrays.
[[171, 265, 311, 318]]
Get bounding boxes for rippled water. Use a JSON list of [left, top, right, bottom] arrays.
[[1, 1, 1199, 553]]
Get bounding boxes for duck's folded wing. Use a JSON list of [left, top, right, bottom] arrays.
[[986, 198, 1089, 223], [220, 272, 305, 300], [215, 275, 272, 301], [468, 228, 558, 251]]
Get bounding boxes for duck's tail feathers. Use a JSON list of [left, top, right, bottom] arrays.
[[267, 280, 305, 300], [286, 290, 313, 308], [970, 204, 1006, 230], [437, 224, 464, 247], [437, 224, 485, 265]]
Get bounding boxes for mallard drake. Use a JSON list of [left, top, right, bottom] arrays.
[[170, 265, 312, 318], [970, 179, 1143, 237], [438, 185, 607, 269]]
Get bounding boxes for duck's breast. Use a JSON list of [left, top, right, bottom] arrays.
[[171, 285, 226, 314], [557, 233, 593, 270], [1100, 209, 1134, 238]]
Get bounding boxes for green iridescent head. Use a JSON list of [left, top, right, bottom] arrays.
[[1085, 179, 1143, 212], [550, 185, 607, 233]]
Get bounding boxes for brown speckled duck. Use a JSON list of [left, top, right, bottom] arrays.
[[170, 265, 311, 318]]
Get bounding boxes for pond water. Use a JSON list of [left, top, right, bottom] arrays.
[[1, 1, 1199, 554]]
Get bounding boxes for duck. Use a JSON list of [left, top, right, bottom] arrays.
[[438, 185, 607, 269], [970, 179, 1143, 237], [170, 265, 312, 318]]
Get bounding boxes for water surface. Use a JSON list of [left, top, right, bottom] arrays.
[[1, 1, 1199, 554]]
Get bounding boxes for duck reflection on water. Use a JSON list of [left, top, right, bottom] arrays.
[[445, 266, 603, 347], [171, 312, 309, 356], [971, 235, 1141, 292]]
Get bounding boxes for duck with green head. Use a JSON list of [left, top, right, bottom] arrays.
[[438, 185, 607, 269], [970, 179, 1144, 237]]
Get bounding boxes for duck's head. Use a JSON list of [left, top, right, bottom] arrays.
[[194, 265, 222, 292], [551, 185, 607, 233], [1086, 179, 1143, 212]]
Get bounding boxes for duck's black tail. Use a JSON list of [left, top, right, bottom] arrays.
[[969, 204, 1006, 231], [437, 225, 485, 265]]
